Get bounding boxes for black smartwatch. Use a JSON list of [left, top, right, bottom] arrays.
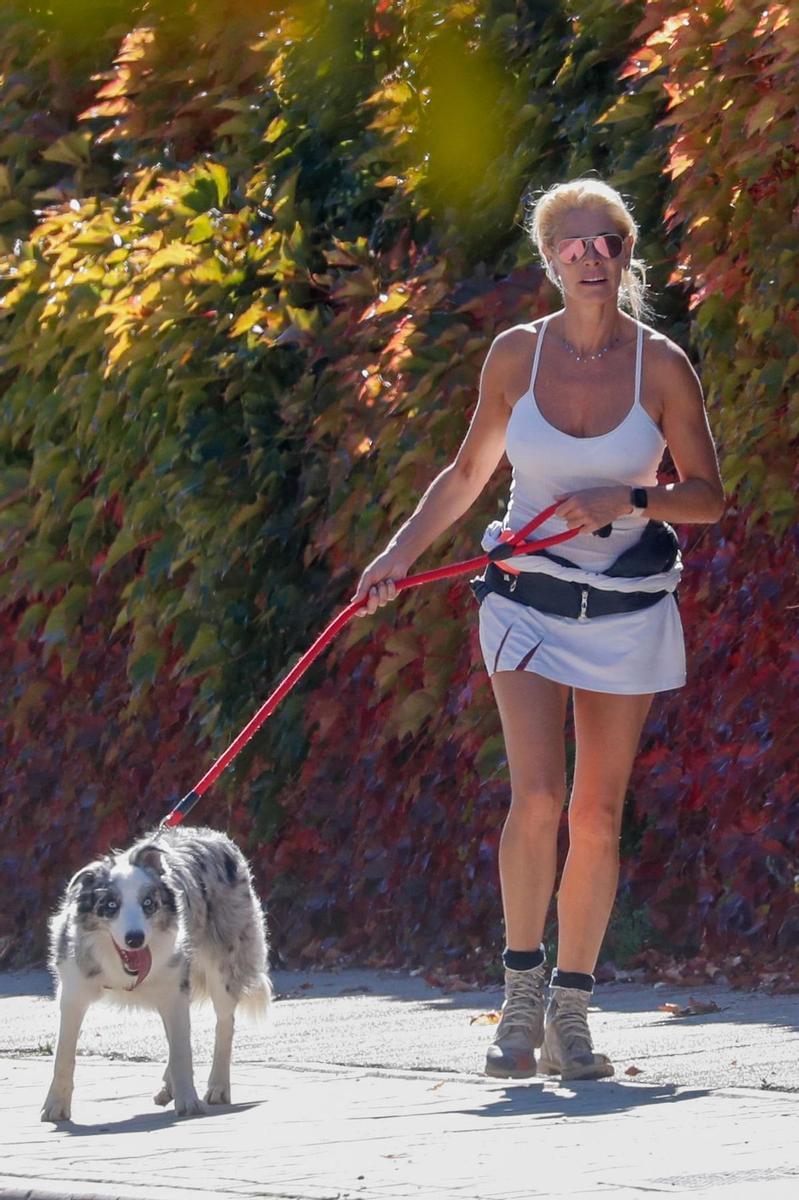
[[629, 487, 648, 517]]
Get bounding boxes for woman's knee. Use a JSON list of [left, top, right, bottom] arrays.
[[568, 796, 624, 846], [507, 783, 564, 835]]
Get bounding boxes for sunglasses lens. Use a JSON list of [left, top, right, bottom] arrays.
[[595, 234, 623, 259], [556, 238, 585, 264]]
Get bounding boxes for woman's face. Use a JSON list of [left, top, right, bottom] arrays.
[[546, 204, 632, 303]]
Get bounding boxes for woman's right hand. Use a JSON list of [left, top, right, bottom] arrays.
[[350, 545, 414, 618]]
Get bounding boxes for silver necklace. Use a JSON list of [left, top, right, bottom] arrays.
[[556, 332, 621, 364]]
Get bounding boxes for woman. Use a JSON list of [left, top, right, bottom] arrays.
[[351, 178, 724, 1081]]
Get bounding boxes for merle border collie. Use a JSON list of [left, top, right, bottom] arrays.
[[41, 825, 271, 1121]]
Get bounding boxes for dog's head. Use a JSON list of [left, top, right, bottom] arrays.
[[66, 846, 175, 983]]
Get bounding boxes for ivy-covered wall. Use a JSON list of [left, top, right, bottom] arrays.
[[1, 1, 796, 983]]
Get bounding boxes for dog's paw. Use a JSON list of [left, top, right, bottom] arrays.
[[41, 1094, 71, 1122], [173, 1090, 206, 1118], [204, 1083, 231, 1105], [153, 1084, 173, 1107]]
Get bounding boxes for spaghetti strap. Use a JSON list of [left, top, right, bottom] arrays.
[[633, 321, 643, 409], [528, 313, 553, 395]]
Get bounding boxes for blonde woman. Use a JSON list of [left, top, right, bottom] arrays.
[[352, 179, 724, 1080]]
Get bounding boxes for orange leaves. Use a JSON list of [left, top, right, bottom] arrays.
[[114, 25, 156, 65], [667, 150, 693, 180], [744, 94, 782, 136], [360, 287, 410, 321], [757, 5, 791, 36], [620, 0, 799, 528]]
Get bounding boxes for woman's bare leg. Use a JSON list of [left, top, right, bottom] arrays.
[[556, 687, 655, 974], [485, 669, 570, 1077], [490, 670, 570, 950]]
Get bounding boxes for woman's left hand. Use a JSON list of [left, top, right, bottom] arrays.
[[553, 485, 632, 534]]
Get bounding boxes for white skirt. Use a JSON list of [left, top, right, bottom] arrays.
[[477, 589, 686, 695]]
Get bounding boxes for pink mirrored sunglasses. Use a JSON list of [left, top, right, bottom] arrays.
[[554, 233, 625, 264]]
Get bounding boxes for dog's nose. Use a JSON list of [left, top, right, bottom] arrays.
[[125, 930, 145, 949]]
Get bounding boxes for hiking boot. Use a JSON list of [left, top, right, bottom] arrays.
[[484, 963, 548, 1078], [538, 984, 614, 1081]]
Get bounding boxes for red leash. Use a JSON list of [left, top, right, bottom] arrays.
[[162, 502, 578, 827]]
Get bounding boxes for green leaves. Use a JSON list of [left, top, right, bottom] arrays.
[[622, 1, 798, 529], [41, 584, 89, 648], [1, 0, 795, 978]]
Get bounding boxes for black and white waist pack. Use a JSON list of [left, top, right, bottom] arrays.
[[470, 520, 681, 622]]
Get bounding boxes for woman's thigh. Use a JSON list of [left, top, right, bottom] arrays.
[[570, 686, 655, 835], [490, 670, 570, 811]]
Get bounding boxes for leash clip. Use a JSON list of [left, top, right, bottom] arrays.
[[578, 586, 589, 621]]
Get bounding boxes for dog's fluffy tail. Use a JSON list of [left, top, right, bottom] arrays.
[[240, 972, 273, 1021]]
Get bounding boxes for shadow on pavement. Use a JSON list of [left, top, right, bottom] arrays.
[[48, 1099, 262, 1137], [465, 1080, 712, 1119]]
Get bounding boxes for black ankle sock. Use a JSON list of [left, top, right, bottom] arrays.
[[551, 968, 594, 993], [503, 945, 545, 972]]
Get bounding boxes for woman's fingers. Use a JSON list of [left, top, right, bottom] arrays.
[[353, 576, 399, 618]]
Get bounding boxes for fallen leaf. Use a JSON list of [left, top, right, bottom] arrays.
[[625, 1065, 644, 1076], [659, 997, 722, 1017], [470, 1011, 501, 1025]]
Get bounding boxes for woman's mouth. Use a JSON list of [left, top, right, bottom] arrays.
[[580, 278, 607, 286]]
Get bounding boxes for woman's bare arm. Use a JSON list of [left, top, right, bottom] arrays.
[[351, 330, 521, 611], [647, 343, 726, 522]]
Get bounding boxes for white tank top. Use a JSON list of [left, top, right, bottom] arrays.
[[499, 312, 666, 575]]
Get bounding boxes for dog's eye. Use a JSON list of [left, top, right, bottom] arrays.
[[142, 896, 156, 914], [103, 899, 119, 915]]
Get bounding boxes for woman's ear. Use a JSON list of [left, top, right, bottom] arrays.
[[623, 234, 634, 269]]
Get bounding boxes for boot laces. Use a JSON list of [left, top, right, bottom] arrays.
[[554, 992, 594, 1055], [500, 968, 546, 1033]]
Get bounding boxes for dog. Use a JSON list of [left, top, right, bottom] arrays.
[[41, 824, 271, 1121]]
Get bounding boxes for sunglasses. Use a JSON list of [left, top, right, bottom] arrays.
[[554, 233, 625, 264]]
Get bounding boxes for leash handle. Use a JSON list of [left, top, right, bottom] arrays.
[[161, 503, 578, 826]]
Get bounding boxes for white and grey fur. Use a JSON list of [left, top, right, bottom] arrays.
[[42, 825, 271, 1121]]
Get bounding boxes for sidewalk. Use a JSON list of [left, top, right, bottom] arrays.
[[1, 969, 798, 1199]]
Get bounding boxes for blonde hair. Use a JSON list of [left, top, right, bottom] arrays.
[[525, 178, 652, 321]]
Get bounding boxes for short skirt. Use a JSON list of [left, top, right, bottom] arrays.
[[477, 589, 686, 695]]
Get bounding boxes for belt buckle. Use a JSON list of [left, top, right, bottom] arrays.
[[578, 586, 589, 621]]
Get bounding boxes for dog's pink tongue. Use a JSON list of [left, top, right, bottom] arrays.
[[117, 945, 152, 984]]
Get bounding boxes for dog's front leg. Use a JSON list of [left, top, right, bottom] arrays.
[[205, 978, 236, 1104], [158, 993, 204, 1117], [41, 978, 94, 1122]]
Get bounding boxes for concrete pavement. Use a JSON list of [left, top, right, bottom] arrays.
[[1, 968, 798, 1199]]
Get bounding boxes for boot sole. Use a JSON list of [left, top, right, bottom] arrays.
[[539, 1057, 614, 1081], [484, 1061, 538, 1079]]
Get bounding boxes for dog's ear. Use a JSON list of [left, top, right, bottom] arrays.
[[66, 863, 107, 912], [131, 843, 167, 877]]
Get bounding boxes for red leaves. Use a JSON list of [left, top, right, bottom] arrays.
[[0, 577, 212, 966], [623, 510, 799, 963]]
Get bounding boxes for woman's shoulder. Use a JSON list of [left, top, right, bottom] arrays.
[[488, 317, 546, 359], [637, 321, 691, 366], [637, 322, 703, 414]]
